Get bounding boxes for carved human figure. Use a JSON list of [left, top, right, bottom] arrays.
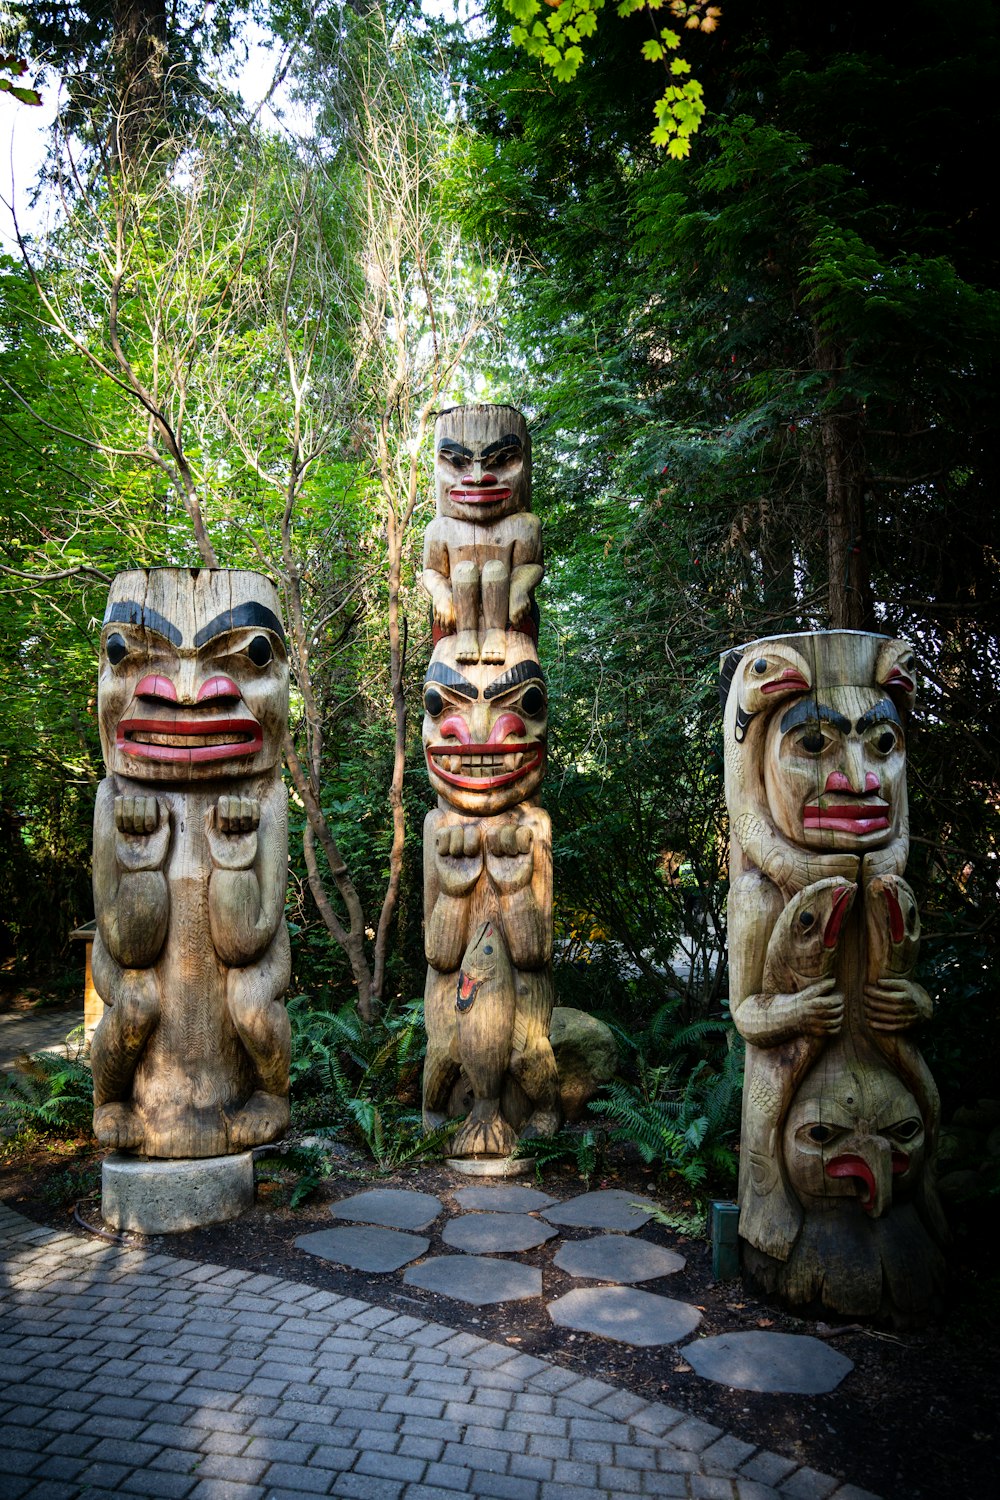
[[421, 404, 542, 665], [91, 568, 291, 1159], [421, 630, 560, 1157], [721, 630, 944, 1317]]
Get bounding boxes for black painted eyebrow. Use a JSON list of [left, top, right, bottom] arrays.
[[857, 700, 901, 733], [194, 603, 285, 648], [481, 436, 523, 461], [484, 660, 545, 700], [437, 441, 472, 462], [425, 662, 477, 699], [104, 601, 182, 647], [780, 700, 851, 735]]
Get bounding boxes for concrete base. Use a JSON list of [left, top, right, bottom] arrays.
[[446, 1155, 534, 1177], [102, 1151, 254, 1234]]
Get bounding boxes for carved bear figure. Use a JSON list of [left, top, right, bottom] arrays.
[[421, 404, 542, 665], [91, 568, 290, 1159], [420, 630, 560, 1154]]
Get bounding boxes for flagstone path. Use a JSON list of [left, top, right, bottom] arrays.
[[0, 1199, 880, 1500]]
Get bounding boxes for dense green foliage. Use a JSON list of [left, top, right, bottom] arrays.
[[0, 0, 997, 1170]]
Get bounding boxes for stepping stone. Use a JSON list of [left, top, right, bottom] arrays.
[[554, 1234, 685, 1283], [541, 1188, 659, 1232], [681, 1331, 854, 1394], [547, 1286, 701, 1346], [442, 1213, 558, 1254], [453, 1184, 556, 1213], [295, 1226, 429, 1273], [329, 1188, 442, 1232], [404, 1254, 542, 1305]]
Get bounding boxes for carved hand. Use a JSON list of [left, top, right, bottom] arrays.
[[433, 822, 483, 897], [427, 578, 456, 630], [113, 795, 170, 870], [437, 823, 481, 859], [735, 977, 844, 1044], [508, 580, 532, 624], [205, 796, 260, 870], [864, 977, 933, 1031], [486, 823, 532, 858]]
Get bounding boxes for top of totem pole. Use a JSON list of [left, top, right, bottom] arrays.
[[433, 404, 531, 523], [98, 567, 289, 783], [719, 629, 917, 716]]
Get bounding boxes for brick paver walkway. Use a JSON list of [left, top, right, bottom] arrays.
[[0, 1204, 879, 1500]]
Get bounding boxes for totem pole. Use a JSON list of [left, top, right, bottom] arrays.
[[420, 405, 560, 1161], [721, 631, 946, 1318], [92, 568, 291, 1162]]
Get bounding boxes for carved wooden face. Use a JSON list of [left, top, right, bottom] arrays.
[[783, 1062, 924, 1218], [434, 404, 530, 523], [422, 632, 546, 814], [763, 685, 906, 852], [98, 569, 289, 782]]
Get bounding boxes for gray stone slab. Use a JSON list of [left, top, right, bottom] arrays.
[[442, 1213, 558, 1254], [540, 1188, 658, 1231], [681, 1332, 854, 1394], [404, 1255, 542, 1305], [295, 1226, 430, 1273], [547, 1286, 701, 1346], [329, 1188, 443, 1231], [553, 1234, 685, 1283], [453, 1185, 556, 1213]]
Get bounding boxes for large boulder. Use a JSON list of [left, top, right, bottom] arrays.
[[550, 1006, 619, 1121]]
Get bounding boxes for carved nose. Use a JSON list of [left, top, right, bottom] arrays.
[[438, 714, 472, 744], [462, 463, 497, 486], [826, 1135, 894, 1217], [198, 675, 241, 703], [487, 713, 527, 744], [135, 674, 177, 703]]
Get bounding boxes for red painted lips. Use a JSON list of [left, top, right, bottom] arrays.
[[117, 717, 263, 763], [804, 801, 890, 834]]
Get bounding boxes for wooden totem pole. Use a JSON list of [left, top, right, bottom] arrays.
[[92, 568, 291, 1160], [420, 405, 560, 1161], [721, 631, 946, 1318]]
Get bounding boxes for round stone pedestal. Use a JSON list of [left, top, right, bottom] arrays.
[[446, 1155, 534, 1177], [102, 1152, 254, 1234]]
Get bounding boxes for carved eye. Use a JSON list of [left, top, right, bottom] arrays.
[[906, 905, 918, 932], [798, 910, 816, 929], [807, 1124, 838, 1144], [521, 684, 545, 717], [483, 944, 493, 955], [247, 635, 273, 667], [875, 729, 897, 753], [904, 655, 915, 670], [890, 1118, 922, 1142], [424, 686, 444, 716], [801, 731, 827, 753], [490, 444, 521, 467], [753, 657, 768, 674], [106, 632, 128, 665]]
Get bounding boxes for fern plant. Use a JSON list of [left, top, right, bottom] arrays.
[[590, 1018, 743, 1190], [286, 995, 455, 1173], [515, 1126, 604, 1185], [0, 1038, 94, 1143]]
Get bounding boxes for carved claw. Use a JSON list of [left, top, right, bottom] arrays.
[[436, 823, 481, 859], [452, 1104, 517, 1159], [227, 1091, 289, 1150], [114, 794, 161, 836], [486, 823, 532, 858], [93, 1102, 144, 1151]]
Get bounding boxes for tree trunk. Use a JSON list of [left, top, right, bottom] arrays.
[[112, 0, 168, 169], [814, 335, 873, 630]]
